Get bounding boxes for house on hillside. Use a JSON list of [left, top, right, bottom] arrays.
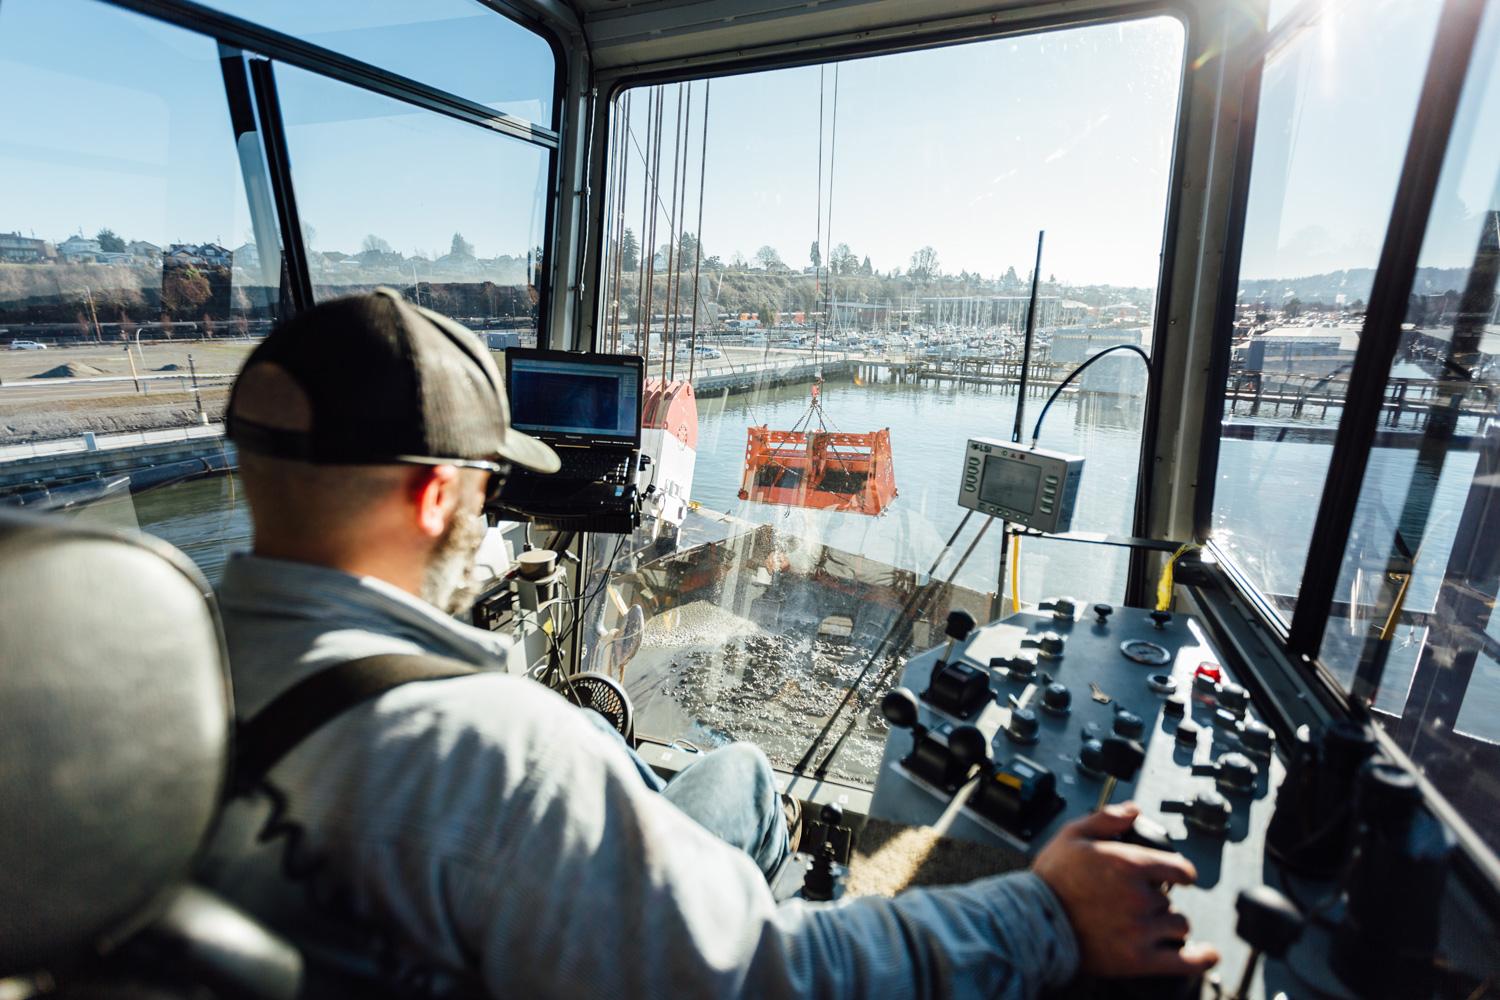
[[0, 232, 52, 263], [167, 243, 233, 268], [127, 240, 162, 263], [57, 235, 103, 262]]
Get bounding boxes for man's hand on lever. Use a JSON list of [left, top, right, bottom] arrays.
[[1033, 802, 1221, 978]]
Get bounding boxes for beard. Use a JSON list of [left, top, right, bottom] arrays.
[[420, 500, 490, 616]]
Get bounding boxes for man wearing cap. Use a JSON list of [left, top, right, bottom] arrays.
[[209, 289, 1217, 998]]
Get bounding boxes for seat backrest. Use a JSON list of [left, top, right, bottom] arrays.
[[0, 508, 232, 977]]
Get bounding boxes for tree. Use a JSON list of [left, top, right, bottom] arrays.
[[754, 245, 785, 271], [451, 232, 475, 258], [1004, 265, 1019, 287], [621, 228, 640, 272], [731, 251, 747, 269], [760, 303, 778, 328], [1284, 297, 1303, 318], [362, 234, 393, 254], [96, 228, 125, 253], [809, 241, 821, 269], [832, 243, 857, 275], [861, 255, 873, 276], [909, 246, 939, 282], [678, 232, 702, 269]]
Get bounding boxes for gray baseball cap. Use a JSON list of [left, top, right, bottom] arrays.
[[227, 287, 559, 474]]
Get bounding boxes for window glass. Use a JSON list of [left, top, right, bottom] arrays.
[[274, 64, 549, 343], [0, 0, 270, 581], [590, 18, 1184, 783], [1209, 0, 1442, 624], [1316, 1, 1500, 850], [194, 0, 555, 125]]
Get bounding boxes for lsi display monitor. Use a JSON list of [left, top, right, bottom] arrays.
[[957, 439, 1083, 533]]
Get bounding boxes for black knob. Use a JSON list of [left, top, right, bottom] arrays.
[[1077, 738, 1106, 778], [1235, 886, 1303, 957], [1193, 671, 1219, 695], [1006, 708, 1041, 745], [1216, 752, 1258, 794], [945, 609, 977, 641], [1218, 682, 1249, 715], [819, 802, 844, 828], [1041, 596, 1078, 620], [881, 687, 920, 730], [1149, 610, 1172, 629], [1041, 682, 1072, 715], [1113, 710, 1145, 740], [948, 724, 989, 769], [1093, 603, 1114, 625], [1163, 695, 1187, 717], [1175, 720, 1201, 747], [1038, 632, 1066, 657], [1238, 719, 1275, 757], [1191, 791, 1232, 835], [1101, 736, 1146, 781]]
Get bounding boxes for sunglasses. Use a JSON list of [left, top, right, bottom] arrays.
[[394, 455, 512, 504]]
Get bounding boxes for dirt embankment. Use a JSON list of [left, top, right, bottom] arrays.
[[0, 388, 229, 443]]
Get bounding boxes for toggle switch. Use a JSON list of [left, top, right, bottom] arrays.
[[1021, 631, 1066, 659], [1193, 752, 1258, 795], [1038, 596, 1079, 621], [1162, 790, 1231, 837], [991, 654, 1037, 678]]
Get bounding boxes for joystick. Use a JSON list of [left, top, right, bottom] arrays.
[[801, 803, 849, 902], [1095, 736, 1146, 810], [1230, 887, 1302, 1000], [941, 609, 977, 664], [881, 687, 920, 730]]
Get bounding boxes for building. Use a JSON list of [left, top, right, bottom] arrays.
[[1235, 325, 1360, 378], [1049, 326, 1145, 363], [918, 295, 1090, 329], [57, 235, 103, 262], [127, 240, 162, 263], [0, 232, 50, 263], [166, 243, 233, 268]]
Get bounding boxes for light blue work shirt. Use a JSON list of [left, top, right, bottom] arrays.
[[206, 553, 1080, 998]]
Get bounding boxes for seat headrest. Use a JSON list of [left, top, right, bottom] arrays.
[[0, 509, 233, 976]]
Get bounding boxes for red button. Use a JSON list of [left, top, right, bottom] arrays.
[[1194, 663, 1223, 684]]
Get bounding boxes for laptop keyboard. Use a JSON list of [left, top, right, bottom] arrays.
[[555, 448, 633, 485]]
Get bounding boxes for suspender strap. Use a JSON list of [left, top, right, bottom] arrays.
[[234, 653, 477, 794]]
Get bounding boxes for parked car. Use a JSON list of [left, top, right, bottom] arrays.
[[9, 340, 47, 350]]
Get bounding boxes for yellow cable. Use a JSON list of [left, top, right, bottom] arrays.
[[1010, 533, 1021, 613], [1156, 542, 1201, 612]]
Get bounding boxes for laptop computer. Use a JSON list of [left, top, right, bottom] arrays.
[[493, 348, 645, 528]]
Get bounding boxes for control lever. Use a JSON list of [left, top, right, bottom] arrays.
[[801, 803, 849, 902], [940, 609, 977, 665], [1095, 736, 1146, 811], [1230, 887, 1302, 1000]]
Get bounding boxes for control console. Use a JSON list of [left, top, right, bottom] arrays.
[[869, 600, 1284, 995]]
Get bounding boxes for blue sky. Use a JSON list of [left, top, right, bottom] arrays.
[[0, 0, 1495, 289]]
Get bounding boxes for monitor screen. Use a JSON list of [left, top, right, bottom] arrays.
[[508, 356, 640, 442], [979, 456, 1041, 513]]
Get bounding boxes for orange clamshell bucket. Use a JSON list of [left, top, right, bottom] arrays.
[[737, 426, 898, 516]]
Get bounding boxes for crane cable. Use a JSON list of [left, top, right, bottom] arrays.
[[688, 80, 711, 382]]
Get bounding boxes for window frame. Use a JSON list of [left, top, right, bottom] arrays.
[[584, 3, 1199, 608], [83, 0, 566, 332], [1192, 0, 1487, 674]]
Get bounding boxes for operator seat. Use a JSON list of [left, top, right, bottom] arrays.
[[0, 508, 300, 997]]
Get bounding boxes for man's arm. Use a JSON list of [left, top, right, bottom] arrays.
[[299, 674, 1204, 998]]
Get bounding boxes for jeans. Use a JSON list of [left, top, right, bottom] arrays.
[[579, 711, 790, 879]]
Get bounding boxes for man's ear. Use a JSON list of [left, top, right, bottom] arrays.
[[412, 465, 462, 540]]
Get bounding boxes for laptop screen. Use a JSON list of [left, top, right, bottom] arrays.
[[507, 352, 642, 445]]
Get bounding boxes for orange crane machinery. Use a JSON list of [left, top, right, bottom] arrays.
[[737, 379, 898, 516]]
